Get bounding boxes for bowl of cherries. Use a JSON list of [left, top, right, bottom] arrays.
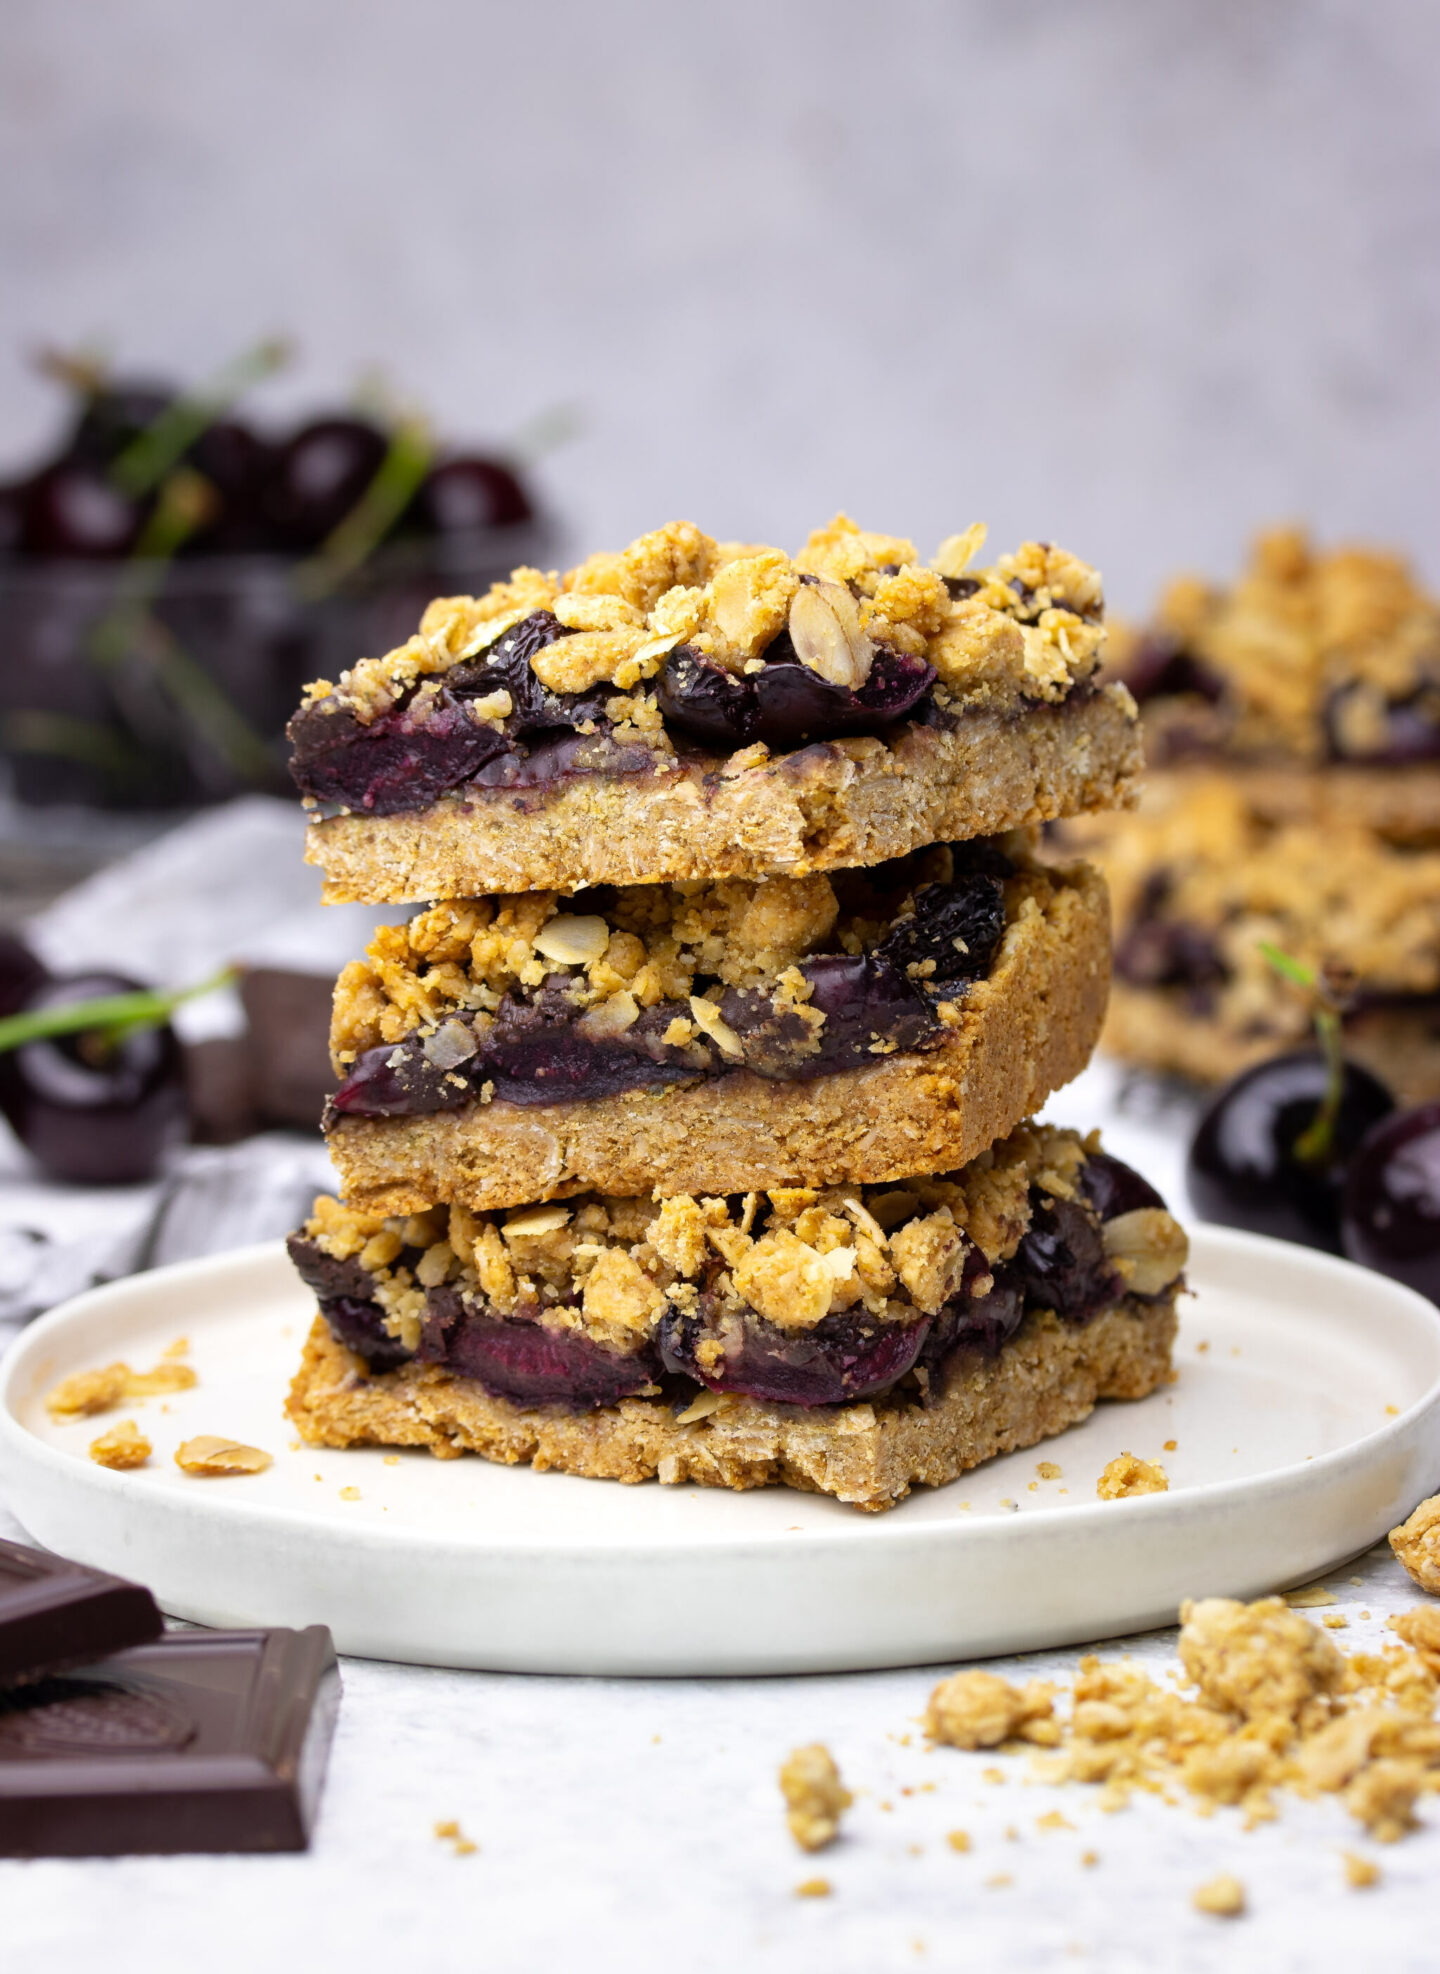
[[0, 347, 554, 810], [1187, 949, 1440, 1303]]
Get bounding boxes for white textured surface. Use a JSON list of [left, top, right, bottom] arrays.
[[2, 2, 1440, 607]]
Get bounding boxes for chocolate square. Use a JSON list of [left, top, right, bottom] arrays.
[[0, 1626, 340, 1856], [0, 1536, 163, 1688]]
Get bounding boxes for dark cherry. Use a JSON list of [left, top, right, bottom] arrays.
[[1187, 1051, 1396, 1253], [184, 419, 274, 552], [0, 481, 26, 557], [1325, 685, 1440, 767], [20, 462, 143, 559], [66, 382, 172, 466], [0, 933, 48, 1018], [656, 1305, 930, 1408], [260, 417, 388, 548], [1080, 1150, 1165, 1221], [1340, 1102, 1440, 1301], [421, 1292, 660, 1407], [657, 641, 935, 752], [1121, 633, 1225, 706], [0, 971, 187, 1184], [418, 456, 532, 533], [1005, 1193, 1118, 1322], [876, 875, 1006, 986]]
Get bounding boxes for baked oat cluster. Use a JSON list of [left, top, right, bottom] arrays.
[[300, 515, 1105, 737], [925, 1592, 1440, 1844], [283, 506, 1173, 1508], [1114, 525, 1440, 768]]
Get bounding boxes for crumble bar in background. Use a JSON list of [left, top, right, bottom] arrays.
[[284, 1123, 1185, 1512], [290, 516, 1142, 900]]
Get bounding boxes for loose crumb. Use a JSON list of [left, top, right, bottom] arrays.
[[780, 1744, 851, 1852], [1391, 1605, 1440, 1673], [87, 1419, 151, 1470], [1036, 1462, 1062, 1480], [174, 1435, 272, 1476], [1096, 1452, 1168, 1499], [926, 1670, 1057, 1750], [383, 1454, 400, 1466], [162, 1336, 190, 1359], [1163, 1439, 1178, 1452], [1036, 1811, 1075, 1832], [1322, 1614, 1349, 1630], [1193, 1874, 1245, 1917], [795, 1878, 831, 1898], [1080, 1850, 1099, 1868], [982, 1767, 1006, 1784], [47, 1357, 197, 1421], [1342, 1850, 1380, 1888], [986, 1873, 1012, 1889], [434, 1819, 478, 1856], [1390, 1494, 1440, 1593], [946, 1830, 971, 1852], [1285, 1584, 1336, 1607], [340, 1485, 362, 1501]]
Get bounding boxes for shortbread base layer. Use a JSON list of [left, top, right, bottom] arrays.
[[286, 1293, 1178, 1513], [306, 685, 1141, 902], [1104, 983, 1440, 1104], [1143, 761, 1440, 848], [325, 860, 1111, 1211]]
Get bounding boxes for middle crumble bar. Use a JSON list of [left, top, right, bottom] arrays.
[[324, 838, 1110, 1210]]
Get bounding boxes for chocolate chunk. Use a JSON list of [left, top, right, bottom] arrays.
[[0, 1537, 162, 1689], [0, 1627, 339, 1856]]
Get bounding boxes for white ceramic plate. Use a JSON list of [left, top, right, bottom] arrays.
[[1, 1227, 1438, 1676]]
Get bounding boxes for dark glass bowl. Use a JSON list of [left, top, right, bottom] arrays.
[[0, 517, 556, 810]]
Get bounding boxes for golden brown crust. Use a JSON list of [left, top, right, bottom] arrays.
[[285, 1292, 1178, 1513], [324, 860, 1111, 1210], [306, 688, 1141, 903]]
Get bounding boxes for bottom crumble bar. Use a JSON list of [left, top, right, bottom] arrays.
[[286, 1294, 1177, 1513]]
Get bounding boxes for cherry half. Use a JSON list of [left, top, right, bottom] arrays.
[[0, 971, 187, 1184], [1186, 1051, 1396, 1253], [1341, 1101, 1440, 1302]]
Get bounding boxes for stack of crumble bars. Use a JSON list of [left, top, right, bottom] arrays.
[[1066, 528, 1440, 1099], [283, 517, 1187, 1511]]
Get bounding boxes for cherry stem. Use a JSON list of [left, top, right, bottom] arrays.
[[292, 412, 435, 600], [1259, 941, 1345, 1167], [0, 967, 237, 1058], [108, 340, 291, 498]]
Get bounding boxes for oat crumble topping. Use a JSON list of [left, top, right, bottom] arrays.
[[47, 1357, 197, 1421], [297, 1121, 1152, 1354], [780, 1743, 852, 1852], [1390, 1494, 1440, 1595], [300, 515, 1105, 732]]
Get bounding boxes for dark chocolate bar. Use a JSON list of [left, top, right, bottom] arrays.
[[0, 1626, 340, 1856], [0, 1536, 163, 1688]]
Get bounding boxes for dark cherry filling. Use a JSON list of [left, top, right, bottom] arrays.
[[328, 864, 1009, 1123], [1114, 874, 1226, 1007], [288, 608, 943, 814], [290, 1153, 1162, 1412], [1324, 683, 1440, 766]]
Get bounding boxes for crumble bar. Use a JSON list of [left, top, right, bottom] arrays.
[[285, 1124, 1184, 1510], [1063, 774, 1440, 1098], [324, 852, 1109, 1210], [290, 516, 1141, 899]]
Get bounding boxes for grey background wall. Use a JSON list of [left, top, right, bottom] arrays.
[[1, 0, 1437, 611]]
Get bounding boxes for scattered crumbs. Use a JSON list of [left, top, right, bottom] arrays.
[[912, 1941, 925, 1956], [1323, 1614, 1349, 1630], [46, 1356, 197, 1422], [1193, 1874, 1245, 1918], [1385, 1405, 1399, 1417], [795, 1878, 831, 1899], [982, 1768, 1006, 1785], [1195, 1341, 1210, 1353], [174, 1436, 272, 1476], [1080, 1850, 1099, 1868], [907, 1843, 924, 1857], [339, 1485, 362, 1501], [88, 1420, 151, 1471], [1036, 1462, 1062, 1480], [947, 1830, 971, 1853], [1000, 1498, 1016, 1510], [314, 1473, 323, 1482], [879, 1800, 894, 1812], [1096, 1453, 1168, 1499], [1059, 1488, 1068, 1495], [919, 1782, 936, 1794], [652, 1734, 662, 1744], [780, 1745, 851, 1852], [1004, 1825, 1020, 1841], [985, 1873, 1012, 1889], [1163, 1439, 1178, 1452], [1349, 1576, 1364, 1587], [1342, 1851, 1379, 1889], [162, 1336, 190, 1359], [434, 1819, 478, 1856], [900, 1787, 913, 1797], [1284, 1585, 1336, 1608], [1037, 1811, 1075, 1832], [383, 1454, 401, 1466], [1028, 1482, 1039, 1493], [1361, 1610, 1371, 1620], [898, 1733, 912, 1747], [958, 1501, 971, 1511], [288, 1440, 302, 1453]]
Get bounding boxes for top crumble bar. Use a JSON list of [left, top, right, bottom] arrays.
[[291, 515, 1142, 900]]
